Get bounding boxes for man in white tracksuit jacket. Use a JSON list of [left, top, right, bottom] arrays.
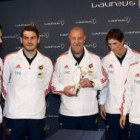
[[51, 27, 107, 130], [0, 24, 3, 140], [120, 61, 140, 140], [99, 28, 140, 140], [2, 26, 53, 140]]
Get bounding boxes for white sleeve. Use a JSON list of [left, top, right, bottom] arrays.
[[0, 58, 3, 94], [99, 86, 108, 105], [98, 58, 108, 105], [43, 58, 53, 96], [122, 70, 133, 115], [1, 57, 11, 99], [92, 57, 108, 90], [51, 58, 65, 95]]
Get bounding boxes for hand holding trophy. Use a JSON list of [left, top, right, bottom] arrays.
[[70, 66, 89, 96]]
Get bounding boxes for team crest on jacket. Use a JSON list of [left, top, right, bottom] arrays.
[[88, 63, 94, 76], [135, 73, 140, 77], [38, 65, 44, 78], [38, 65, 43, 70], [89, 63, 93, 68]]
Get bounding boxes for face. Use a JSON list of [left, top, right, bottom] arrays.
[[107, 39, 124, 56], [0, 29, 2, 46], [69, 29, 86, 56], [20, 31, 40, 52]]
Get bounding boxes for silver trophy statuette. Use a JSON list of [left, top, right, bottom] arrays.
[[70, 66, 89, 96]]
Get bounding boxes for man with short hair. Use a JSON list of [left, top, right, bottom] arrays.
[[0, 24, 3, 140], [2, 26, 53, 140], [51, 27, 107, 130], [120, 61, 140, 140], [99, 28, 140, 140]]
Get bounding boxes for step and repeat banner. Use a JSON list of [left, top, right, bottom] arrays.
[[0, 0, 140, 138]]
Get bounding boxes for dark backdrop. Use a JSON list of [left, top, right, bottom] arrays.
[[0, 0, 140, 138]]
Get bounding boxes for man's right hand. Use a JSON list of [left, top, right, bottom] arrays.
[[63, 85, 75, 96], [100, 105, 106, 120], [120, 115, 126, 129]]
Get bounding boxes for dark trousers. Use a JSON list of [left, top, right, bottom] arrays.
[[0, 123, 3, 140], [105, 113, 129, 140], [59, 114, 98, 130], [129, 123, 140, 140], [5, 118, 46, 140]]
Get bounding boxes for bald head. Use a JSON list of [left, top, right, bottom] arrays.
[[69, 27, 85, 36], [68, 27, 86, 58]]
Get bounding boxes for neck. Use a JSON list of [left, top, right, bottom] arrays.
[[74, 53, 83, 58], [116, 47, 126, 58], [23, 49, 37, 59], [73, 49, 84, 58]]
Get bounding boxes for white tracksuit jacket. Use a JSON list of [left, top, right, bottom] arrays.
[[99, 45, 140, 114], [51, 47, 107, 116], [0, 58, 3, 123], [122, 61, 140, 124], [2, 49, 53, 119]]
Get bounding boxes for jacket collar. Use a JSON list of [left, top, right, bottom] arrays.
[[68, 46, 89, 59], [110, 44, 132, 60], [17, 48, 42, 60]]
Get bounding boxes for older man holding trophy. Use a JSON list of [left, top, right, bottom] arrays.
[[51, 27, 107, 130]]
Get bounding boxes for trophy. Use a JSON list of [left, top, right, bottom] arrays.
[[70, 66, 89, 96]]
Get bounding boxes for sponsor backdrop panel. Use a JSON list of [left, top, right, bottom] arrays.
[[0, 0, 140, 138]]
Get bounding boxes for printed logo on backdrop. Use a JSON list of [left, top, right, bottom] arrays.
[[91, 1, 136, 8], [46, 115, 59, 118], [39, 32, 49, 38], [15, 21, 35, 27], [125, 42, 131, 46], [125, 30, 140, 34], [60, 33, 68, 37], [44, 20, 65, 26], [108, 17, 131, 23], [44, 43, 65, 49], [91, 31, 107, 36], [44, 124, 50, 130], [75, 18, 97, 25], [15, 46, 22, 50], [2, 34, 20, 39], [85, 42, 97, 48]]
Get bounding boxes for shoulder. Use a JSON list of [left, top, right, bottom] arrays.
[[4, 51, 19, 62], [38, 52, 53, 65], [131, 49, 140, 58], [102, 51, 111, 60], [55, 51, 69, 62], [87, 50, 101, 60], [128, 61, 140, 75], [100, 51, 112, 65]]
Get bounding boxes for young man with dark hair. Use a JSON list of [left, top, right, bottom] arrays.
[[2, 26, 53, 140], [99, 28, 140, 140]]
